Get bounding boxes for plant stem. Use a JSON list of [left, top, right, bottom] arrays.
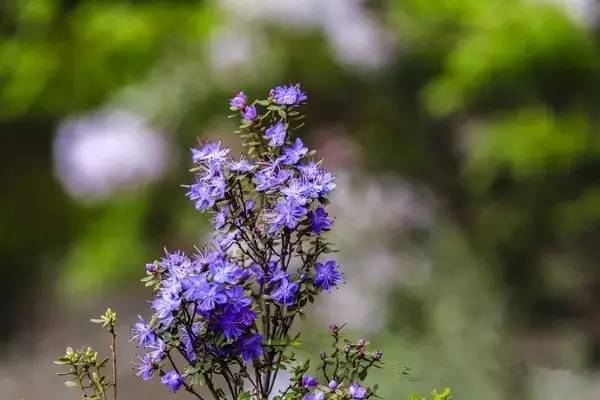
[[110, 326, 117, 400]]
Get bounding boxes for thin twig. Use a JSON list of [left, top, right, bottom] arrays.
[[110, 326, 117, 400]]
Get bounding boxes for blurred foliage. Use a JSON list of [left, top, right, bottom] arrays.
[[0, 0, 217, 117], [2, 0, 600, 399], [409, 388, 452, 400]]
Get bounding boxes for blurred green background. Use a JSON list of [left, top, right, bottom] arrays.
[[2, 0, 600, 399]]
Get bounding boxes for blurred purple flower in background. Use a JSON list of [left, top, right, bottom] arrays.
[[221, 0, 392, 69], [53, 111, 168, 202]]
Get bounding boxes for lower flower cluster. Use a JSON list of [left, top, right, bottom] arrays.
[[133, 249, 261, 387], [133, 243, 345, 396], [275, 324, 383, 400]]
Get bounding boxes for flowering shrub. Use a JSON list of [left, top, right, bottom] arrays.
[[56, 83, 451, 400]]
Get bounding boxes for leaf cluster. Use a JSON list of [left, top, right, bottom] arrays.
[[54, 346, 113, 400]]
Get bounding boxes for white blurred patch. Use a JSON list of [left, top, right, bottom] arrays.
[[208, 26, 253, 72], [321, 0, 390, 68], [315, 172, 435, 331], [54, 110, 168, 202], [220, 0, 391, 69], [530, 367, 600, 399]]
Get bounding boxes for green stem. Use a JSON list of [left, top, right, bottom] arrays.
[[110, 326, 117, 400]]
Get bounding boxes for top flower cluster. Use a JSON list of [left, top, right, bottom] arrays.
[[186, 83, 335, 236]]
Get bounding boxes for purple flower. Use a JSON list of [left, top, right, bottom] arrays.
[[267, 196, 308, 233], [281, 178, 312, 204], [186, 181, 215, 211], [349, 383, 368, 399], [238, 334, 263, 362], [182, 273, 207, 300], [242, 105, 257, 122], [307, 207, 333, 234], [207, 173, 226, 198], [179, 326, 197, 364], [271, 279, 298, 306], [226, 285, 252, 310], [215, 230, 240, 251], [131, 316, 155, 347], [313, 170, 336, 197], [210, 259, 239, 284], [198, 283, 228, 311], [304, 391, 325, 400], [195, 249, 221, 268], [314, 260, 343, 291], [161, 371, 184, 392], [191, 141, 230, 163], [270, 83, 307, 105], [229, 91, 247, 110], [259, 261, 287, 286], [183, 275, 227, 311], [212, 207, 229, 230], [135, 354, 156, 381], [302, 374, 318, 389], [146, 338, 166, 362], [265, 121, 287, 147], [161, 274, 184, 295], [328, 380, 338, 390], [255, 166, 292, 192], [219, 305, 256, 340], [151, 291, 181, 327], [281, 138, 308, 165], [228, 157, 254, 173], [159, 250, 187, 270], [298, 161, 320, 180]]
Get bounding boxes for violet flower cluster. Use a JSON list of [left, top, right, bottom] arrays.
[[130, 84, 381, 400], [282, 324, 384, 400]]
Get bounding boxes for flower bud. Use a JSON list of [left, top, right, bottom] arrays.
[[357, 348, 365, 359], [301, 374, 318, 389], [241, 105, 257, 122], [373, 350, 383, 361], [229, 91, 247, 110], [328, 380, 338, 390], [145, 263, 157, 274], [329, 323, 339, 335]]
